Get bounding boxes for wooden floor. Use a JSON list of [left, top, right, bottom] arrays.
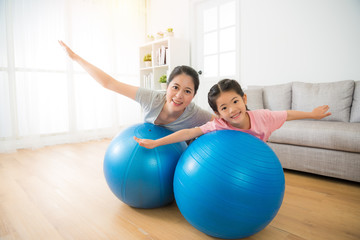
[[0, 139, 359, 240]]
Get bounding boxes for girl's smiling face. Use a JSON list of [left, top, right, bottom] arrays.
[[166, 73, 195, 113], [215, 90, 250, 129]]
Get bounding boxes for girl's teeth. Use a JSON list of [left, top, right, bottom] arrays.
[[232, 113, 240, 118]]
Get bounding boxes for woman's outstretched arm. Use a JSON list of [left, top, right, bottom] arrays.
[[59, 40, 138, 100]]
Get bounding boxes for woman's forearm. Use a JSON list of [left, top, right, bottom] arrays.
[[74, 55, 113, 88], [59, 40, 138, 100], [74, 55, 138, 99]]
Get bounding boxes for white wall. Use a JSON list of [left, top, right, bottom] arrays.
[[147, 0, 190, 40], [240, 0, 360, 86], [148, 0, 360, 86]]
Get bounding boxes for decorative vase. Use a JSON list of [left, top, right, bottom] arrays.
[[146, 36, 154, 42], [145, 61, 151, 68], [165, 32, 174, 37], [156, 33, 164, 40], [160, 82, 167, 90]]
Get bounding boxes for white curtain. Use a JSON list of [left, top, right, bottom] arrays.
[[0, 0, 145, 152]]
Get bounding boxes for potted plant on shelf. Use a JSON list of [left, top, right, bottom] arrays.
[[156, 31, 164, 39], [143, 54, 152, 68], [159, 74, 167, 90], [146, 34, 154, 42], [165, 28, 174, 37]]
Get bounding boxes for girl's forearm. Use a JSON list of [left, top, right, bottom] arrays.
[[286, 110, 313, 121], [156, 128, 204, 147], [134, 128, 204, 149], [286, 105, 331, 121]]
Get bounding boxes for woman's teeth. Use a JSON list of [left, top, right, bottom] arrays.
[[172, 99, 182, 105]]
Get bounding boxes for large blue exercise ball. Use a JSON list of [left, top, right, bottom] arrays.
[[104, 123, 187, 208], [174, 130, 285, 239]]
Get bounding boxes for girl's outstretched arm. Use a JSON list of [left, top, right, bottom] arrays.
[[134, 127, 204, 149], [286, 105, 331, 121], [59, 40, 138, 100]]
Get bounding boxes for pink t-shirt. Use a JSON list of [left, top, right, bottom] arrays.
[[199, 109, 287, 142]]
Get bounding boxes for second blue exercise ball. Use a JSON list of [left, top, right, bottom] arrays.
[[174, 130, 285, 239], [104, 123, 187, 208]]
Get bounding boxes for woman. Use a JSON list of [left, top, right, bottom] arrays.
[[59, 41, 213, 132]]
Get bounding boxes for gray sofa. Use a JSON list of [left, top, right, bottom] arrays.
[[245, 80, 360, 182]]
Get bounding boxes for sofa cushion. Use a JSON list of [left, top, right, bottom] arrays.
[[245, 86, 264, 110], [292, 80, 354, 122], [268, 142, 360, 182], [350, 81, 360, 123], [263, 83, 292, 111], [268, 120, 360, 153]]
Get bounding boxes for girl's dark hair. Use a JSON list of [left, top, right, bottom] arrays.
[[208, 79, 249, 112], [168, 65, 200, 95]]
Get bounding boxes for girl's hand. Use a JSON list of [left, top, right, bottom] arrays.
[[133, 136, 158, 149], [58, 40, 78, 60], [311, 105, 331, 119]]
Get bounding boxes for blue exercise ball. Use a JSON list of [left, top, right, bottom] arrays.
[[174, 130, 285, 239], [104, 123, 187, 208]]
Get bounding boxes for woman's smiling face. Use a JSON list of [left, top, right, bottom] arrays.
[[165, 73, 195, 112]]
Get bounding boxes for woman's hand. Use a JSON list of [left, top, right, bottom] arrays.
[[58, 40, 78, 60], [311, 105, 332, 119], [134, 136, 158, 149]]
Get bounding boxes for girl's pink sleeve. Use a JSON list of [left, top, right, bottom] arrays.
[[199, 119, 217, 134], [267, 110, 287, 132]]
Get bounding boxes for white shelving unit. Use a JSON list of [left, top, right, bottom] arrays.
[[139, 37, 189, 90]]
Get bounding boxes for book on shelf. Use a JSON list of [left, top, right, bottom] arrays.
[[165, 48, 169, 65], [143, 73, 153, 89], [156, 45, 168, 66]]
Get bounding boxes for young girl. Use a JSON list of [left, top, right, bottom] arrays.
[[59, 41, 213, 132], [134, 79, 331, 148]]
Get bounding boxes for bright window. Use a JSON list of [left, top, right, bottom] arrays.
[[0, 0, 144, 151]]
